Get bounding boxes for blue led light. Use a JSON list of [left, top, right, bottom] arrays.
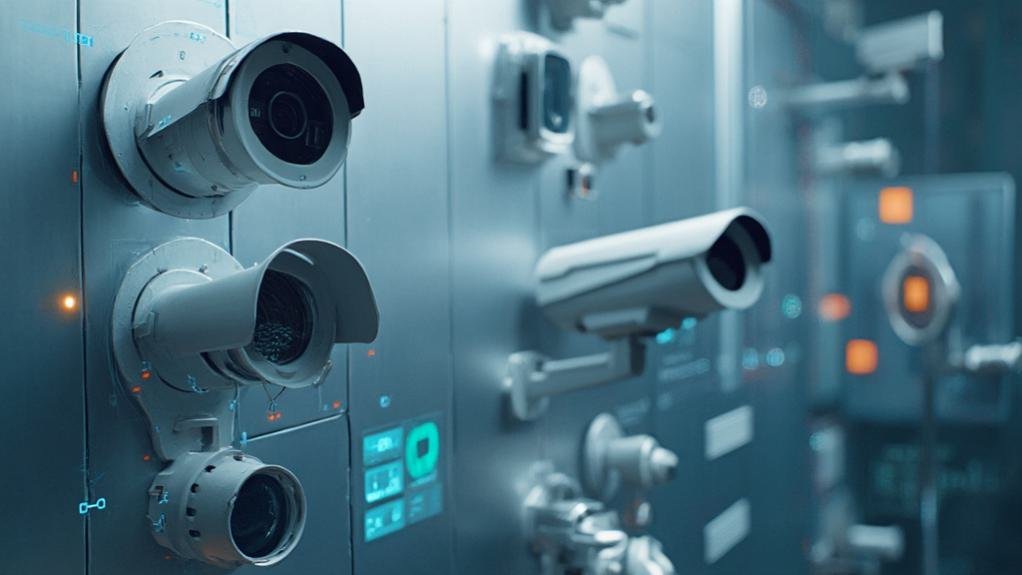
[[765, 348, 786, 367], [741, 348, 760, 371], [781, 294, 803, 319], [681, 317, 698, 331], [655, 328, 676, 345], [379, 395, 392, 408]]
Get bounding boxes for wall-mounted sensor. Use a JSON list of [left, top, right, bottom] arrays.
[[881, 234, 958, 346], [583, 413, 678, 501], [506, 209, 772, 420], [546, 0, 627, 30], [102, 21, 364, 218], [575, 56, 660, 164], [148, 449, 306, 568], [113, 237, 378, 395], [493, 32, 573, 163]]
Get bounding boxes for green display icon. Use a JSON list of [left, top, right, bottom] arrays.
[[405, 421, 440, 480]]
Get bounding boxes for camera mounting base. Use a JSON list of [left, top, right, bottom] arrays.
[[101, 21, 251, 219], [505, 337, 645, 421], [112, 238, 242, 460]]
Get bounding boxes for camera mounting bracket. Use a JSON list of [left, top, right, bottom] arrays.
[[505, 336, 646, 421], [101, 21, 250, 218]]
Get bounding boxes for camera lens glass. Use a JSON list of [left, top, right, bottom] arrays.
[[542, 54, 572, 134], [248, 271, 315, 365], [706, 235, 747, 291], [248, 64, 333, 165], [230, 473, 291, 558]]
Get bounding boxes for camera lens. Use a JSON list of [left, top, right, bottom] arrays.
[[543, 54, 572, 134], [268, 92, 308, 140], [248, 271, 315, 365], [230, 473, 291, 559], [706, 235, 747, 291], [248, 64, 333, 165]]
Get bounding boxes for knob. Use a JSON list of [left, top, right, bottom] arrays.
[[584, 413, 679, 500]]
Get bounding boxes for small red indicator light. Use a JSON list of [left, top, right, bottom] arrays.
[[143, 454, 152, 462], [367, 349, 377, 357], [131, 385, 142, 394], [818, 294, 852, 322]]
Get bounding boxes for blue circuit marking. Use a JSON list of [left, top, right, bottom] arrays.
[[152, 513, 166, 533], [78, 497, 107, 516]]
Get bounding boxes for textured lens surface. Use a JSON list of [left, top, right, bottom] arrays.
[[248, 64, 333, 165], [248, 271, 314, 365], [230, 473, 290, 558], [706, 235, 747, 291]]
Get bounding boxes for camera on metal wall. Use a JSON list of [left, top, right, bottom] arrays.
[[506, 208, 772, 420], [111, 237, 378, 567], [493, 31, 574, 163], [102, 21, 364, 218]]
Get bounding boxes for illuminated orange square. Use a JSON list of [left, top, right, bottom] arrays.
[[902, 275, 930, 313], [846, 339, 878, 375], [818, 293, 852, 322], [878, 186, 913, 224]]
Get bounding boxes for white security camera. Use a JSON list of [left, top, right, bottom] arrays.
[[112, 237, 378, 567], [102, 21, 364, 218], [546, 0, 628, 30], [493, 32, 574, 163], [536, 208, 772, 339], [575, 56, 660, 164], [506, 208, 772, 420], [114, 237, 379, 392]]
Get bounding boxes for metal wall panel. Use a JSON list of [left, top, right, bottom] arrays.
[[0, 4, 85, 573], [343, 0, 455, 572], [78, 2, 228, 574]]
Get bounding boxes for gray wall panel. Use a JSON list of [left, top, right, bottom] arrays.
[[343, 0, 455, 572], [0, 3, 85, 573]]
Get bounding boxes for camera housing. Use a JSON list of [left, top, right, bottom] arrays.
[[535, 208, 772, 339], [575, 56, 660, 164], [101, 21, 364, 218], [493, 32, 574, 163]]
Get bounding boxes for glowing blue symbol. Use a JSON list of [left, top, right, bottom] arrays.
[[158, 490, 170, 505], [240, 431, 249, 448], [781, 295, 803, 319], [78, 497, 107, 516], [741, 348, 760, 371], [765, 348, 786, 367], [156, 114, 172, 129], [379, 395, 391, 408], [152, 513, 166, 533], [228, 399, 237, 412], [655, 329, 676, 345], [187, 375, 207, 394], [681, 317, 698, 331]]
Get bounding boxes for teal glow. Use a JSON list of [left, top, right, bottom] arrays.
[[365, 460, 404, 504], [363, 426, 403, 467], [765, 348, 786, 367], [781, 294, 803, 319], [655, 328, 676, 345], [365, 499, 406, 542]]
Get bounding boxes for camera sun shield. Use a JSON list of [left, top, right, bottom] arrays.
[[102, 21, 364, 218]]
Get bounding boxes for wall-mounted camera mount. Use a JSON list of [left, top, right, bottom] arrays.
[[575, 56, 660, 164], [493, 32, 574, 163], [506, 209, 772, 421], [102, 21, 364, 218], [112, 237, 378, 568], [582, 413, 678, 501]]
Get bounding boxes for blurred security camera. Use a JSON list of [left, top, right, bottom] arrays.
[[102, 21, 364, 218], [536, 208, 772, 339], [115, 238, 379, 392], [575, 56, 660, 164], [547, 0, 628, 30], [493, 32, 574, 163], [506, 208, 771, 420]]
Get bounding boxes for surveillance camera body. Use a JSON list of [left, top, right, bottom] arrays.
[[535, 208, 772, 339]]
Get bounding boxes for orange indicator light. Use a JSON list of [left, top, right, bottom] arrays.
[[143, 454, 152, 462], [902, 275, 930, 313], [878, 186, 913, 224], [845, 339, 878, 375], [818, 293, 852, 322], [130, 385, 142, 394], [140, 370, 152, 381], [367, 349, 377, 357], [61, 294, 78, 312], [332, 400, 342, 410]]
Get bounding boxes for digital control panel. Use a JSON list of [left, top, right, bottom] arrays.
[[362, 415, 444, 542]]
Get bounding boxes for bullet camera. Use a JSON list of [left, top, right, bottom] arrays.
[[546, 0, 628, 30], [506, 208, 771, 421], [575, 56, 660, 164], [114, 237, 379, 392], [148, 449, 306, 568], [102, 21, 364, 218], [493, 32, 574, 163], [536, 208, 772, 339]]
